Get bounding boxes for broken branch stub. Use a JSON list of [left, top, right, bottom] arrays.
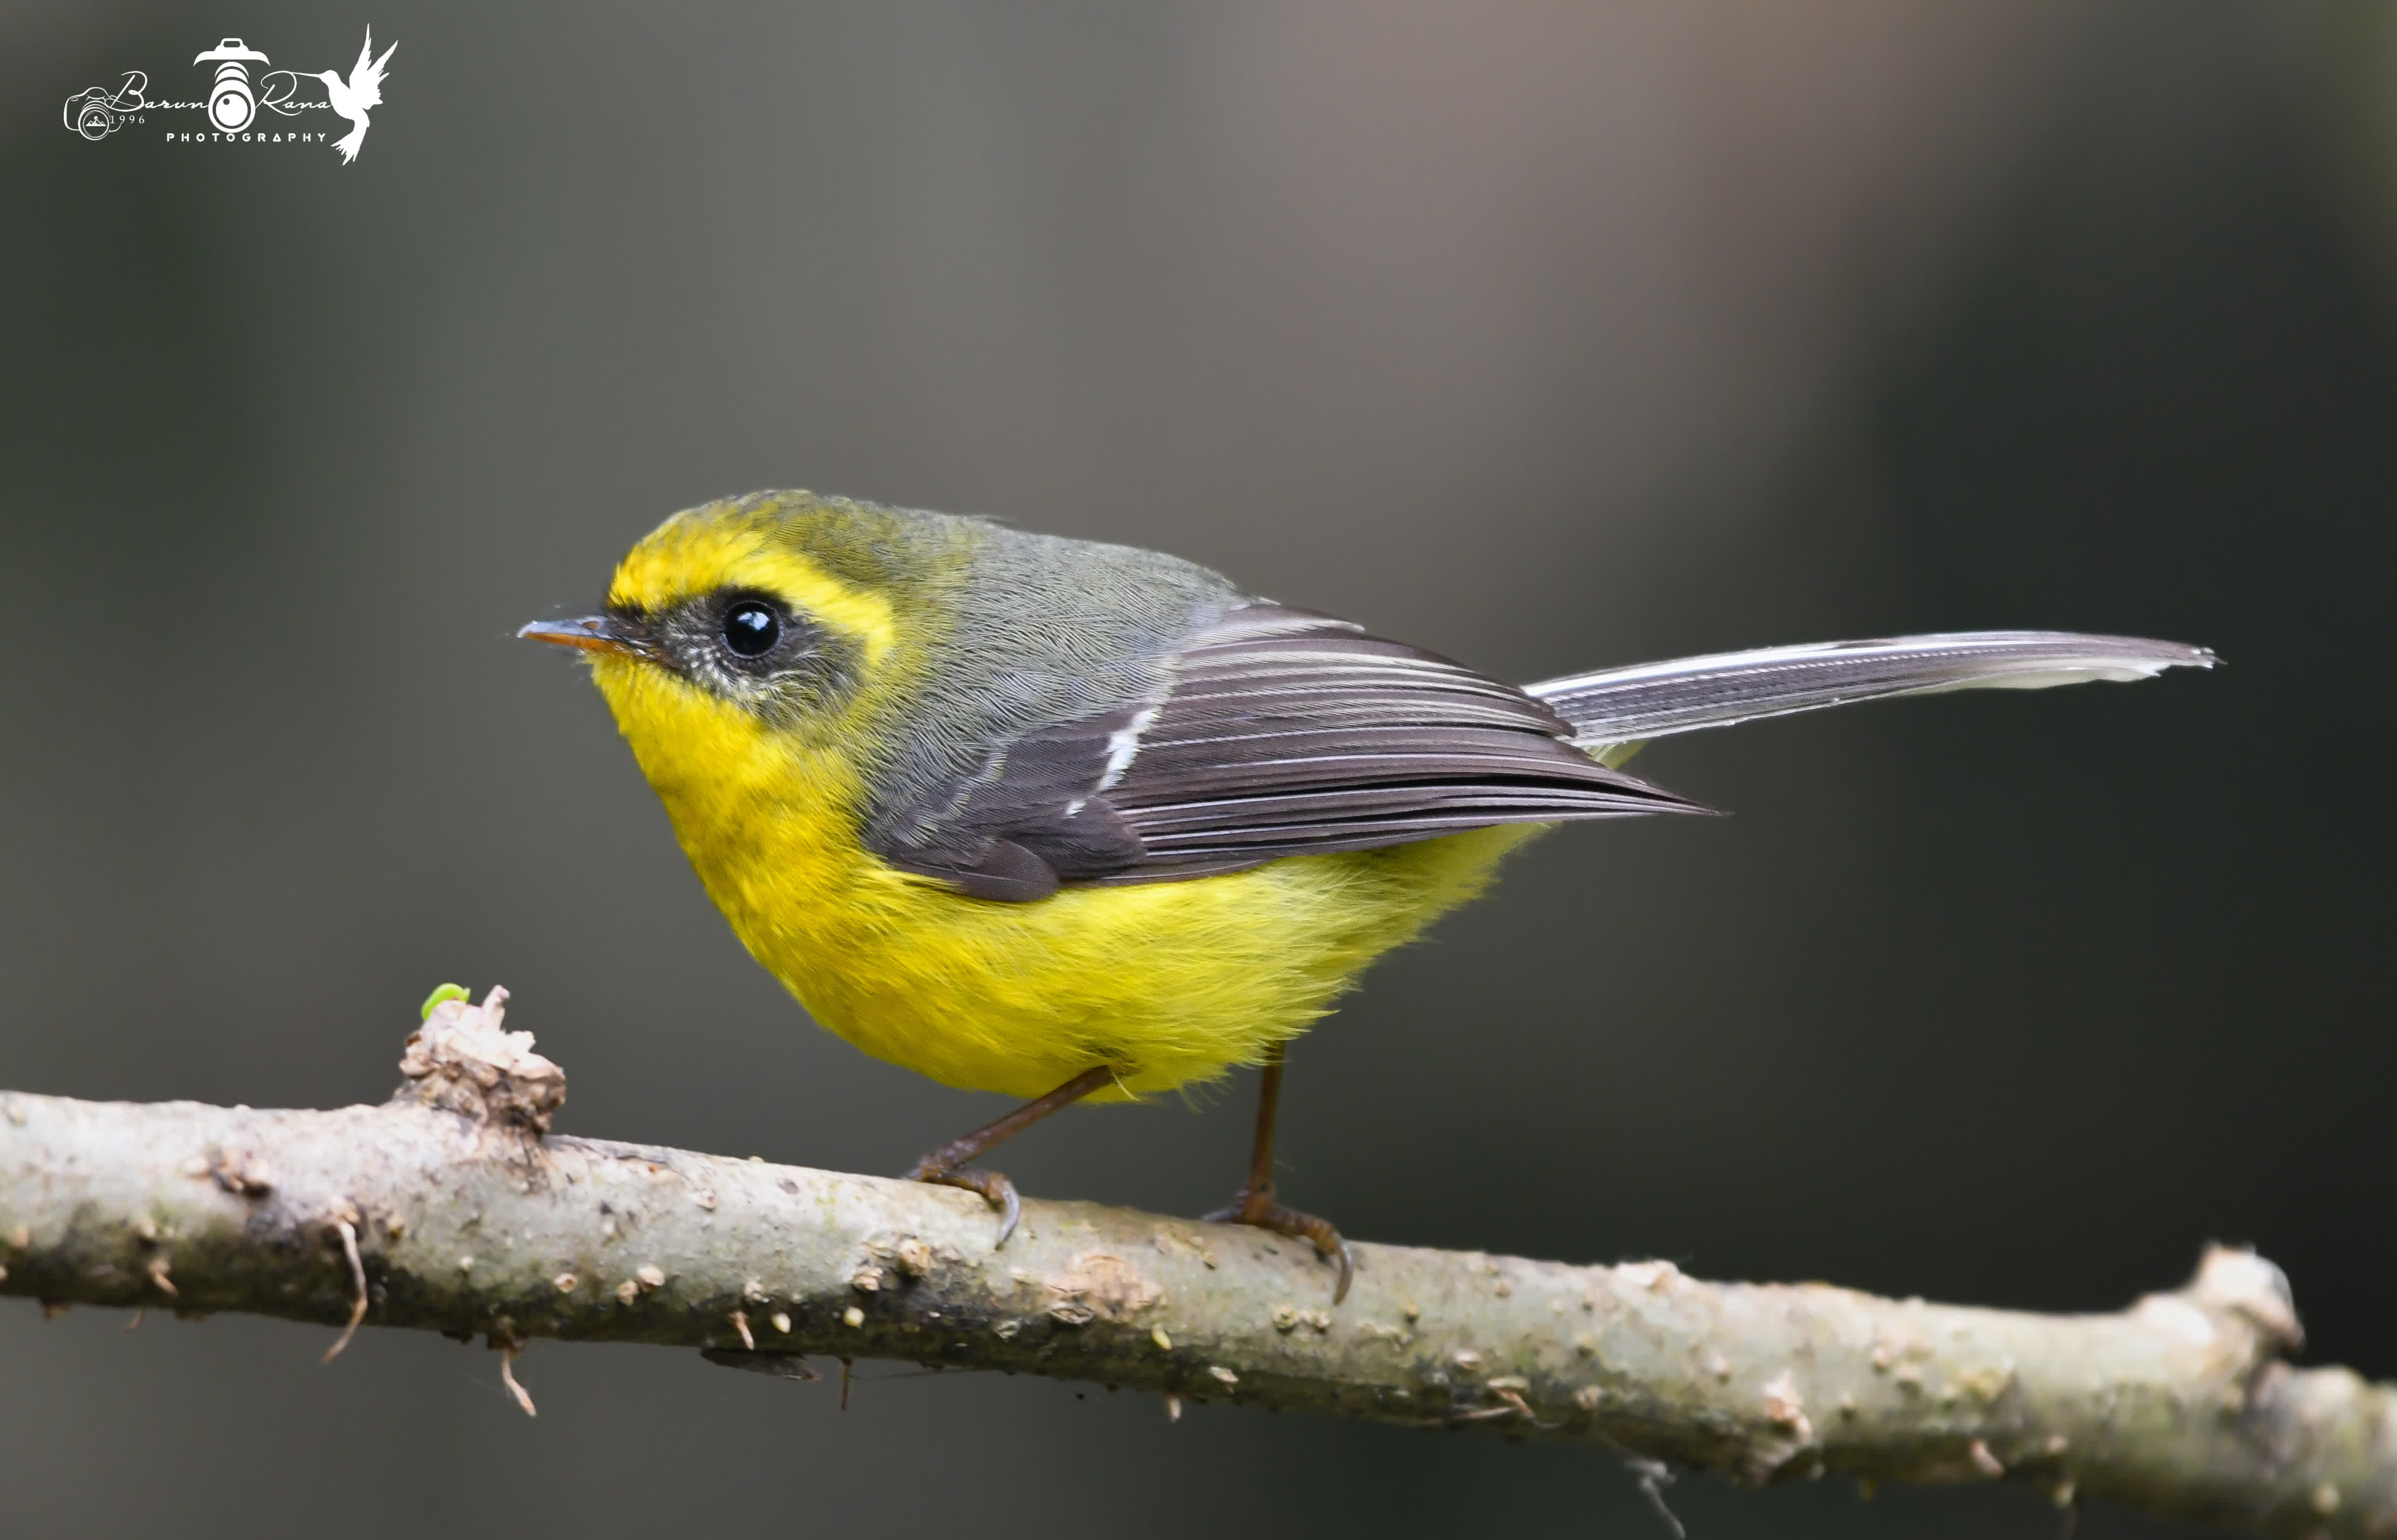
[[0, 989, 2391, 1539], [392, 986, 564, 1134]]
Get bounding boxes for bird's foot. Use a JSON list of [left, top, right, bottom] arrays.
[[1204, 1187, 1354, 1305], [895, 1065, 1121, 1251], [905, 1157, 1021, 1248]]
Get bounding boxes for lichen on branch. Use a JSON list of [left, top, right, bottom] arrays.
[[0, 989, 2388, 1538]]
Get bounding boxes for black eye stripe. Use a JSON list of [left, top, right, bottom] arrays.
[[652, 589, 858, 721]]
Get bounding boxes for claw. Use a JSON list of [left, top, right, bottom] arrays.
[[1210, 1191, 1354, 1305], [907, 1164, 1022, 1249], [996, 1181, 1021, 1246]]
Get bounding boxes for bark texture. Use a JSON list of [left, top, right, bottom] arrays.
[[1, 991, 2387, 1538]]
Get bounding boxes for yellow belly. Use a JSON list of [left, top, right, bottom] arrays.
[[595, 656, 1537, 1099], [723, 823, 1536, 1100]]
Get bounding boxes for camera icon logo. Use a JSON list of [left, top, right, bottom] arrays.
[[61, 71, 148, 140], [193, 38, 270, 134]]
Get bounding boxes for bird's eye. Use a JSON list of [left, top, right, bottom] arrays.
[[721, 600, 781, 658]]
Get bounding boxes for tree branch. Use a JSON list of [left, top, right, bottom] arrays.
[[1, 990, 2387, 1537]]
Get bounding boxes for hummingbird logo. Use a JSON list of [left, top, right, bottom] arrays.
[[312, 28, 395, 165]]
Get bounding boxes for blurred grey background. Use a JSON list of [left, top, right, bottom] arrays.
[[4, 3, 2392, 1535]]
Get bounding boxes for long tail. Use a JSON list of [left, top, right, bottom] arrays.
[[1526, 631, 2215, 765]]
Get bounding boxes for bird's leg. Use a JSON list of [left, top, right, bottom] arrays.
[[905, 1064, 1118, 1247], [1204, 1044, 1355, 1304]]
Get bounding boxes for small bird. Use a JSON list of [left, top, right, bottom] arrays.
[[523, 490, 2212, 1300], [315, 28, 394, 165]]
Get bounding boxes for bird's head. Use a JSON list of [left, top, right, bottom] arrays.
[[520, 491, 974, 785]]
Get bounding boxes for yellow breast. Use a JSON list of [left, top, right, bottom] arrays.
[[591, 653, 1536, 1100]]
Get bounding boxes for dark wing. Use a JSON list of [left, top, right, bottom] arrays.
[[874, 605, 1704, 901]]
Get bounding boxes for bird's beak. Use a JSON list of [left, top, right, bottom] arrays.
[[517, 614, 651, 657]]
